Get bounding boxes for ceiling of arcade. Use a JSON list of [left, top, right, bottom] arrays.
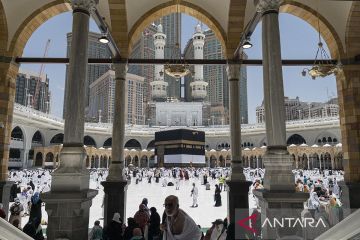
[[0, 0, 355, 58]]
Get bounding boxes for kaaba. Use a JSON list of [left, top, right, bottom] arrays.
[[155, 129, 205, 167]]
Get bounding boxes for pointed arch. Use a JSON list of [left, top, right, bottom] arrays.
[[128, 1, 226, 57]]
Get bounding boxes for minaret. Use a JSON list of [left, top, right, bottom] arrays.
[[190, 23, 208, 101], [150, 22, 168, 101]]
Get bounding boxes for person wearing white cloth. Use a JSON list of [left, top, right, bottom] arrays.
[[162, 195, 202, 240], [191, 183, 198, 207]]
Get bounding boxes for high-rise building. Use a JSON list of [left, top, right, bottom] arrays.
[[183, 28, 249, 124], [128, 24, 157, 104], [64, 32, 112, 118], [15, 68, 51, 113], [256, 96, 339, 123], [88, 70, 144, 124]]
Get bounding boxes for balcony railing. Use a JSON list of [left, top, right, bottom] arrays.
[[13, 103, 340, 134]]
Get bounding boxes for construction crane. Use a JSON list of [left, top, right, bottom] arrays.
[[32, 39, 51, 109]]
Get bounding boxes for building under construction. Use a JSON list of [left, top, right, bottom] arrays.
[[15, 68, 51, 113]]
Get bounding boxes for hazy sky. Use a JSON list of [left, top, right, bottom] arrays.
[[21, 12, 337, 123]]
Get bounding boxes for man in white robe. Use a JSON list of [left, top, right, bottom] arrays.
[[162, 195, 202, 240]]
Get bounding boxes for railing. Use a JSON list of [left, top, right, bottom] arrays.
[[10, 137, 23, 142], [13, 103, 340, 134], [9, 158, 21, 162], [0, 217, 34, 240]]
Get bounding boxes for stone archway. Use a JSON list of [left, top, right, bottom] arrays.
[[280, 1, 345, 59], [128, 1, 227, 57]]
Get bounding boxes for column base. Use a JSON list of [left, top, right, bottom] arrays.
[[52, 146, 89, 191], [254, 190, 309, 240], [101, 180, 128, 226], [0, 181, 14, 220], [338, 181, 360, 217], [263, 146, 294, 191], [227, 180, 252, 240], [41, 189, 97, 240]]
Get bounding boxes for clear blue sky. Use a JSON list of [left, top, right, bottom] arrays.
[[22, 12, 337, 123]]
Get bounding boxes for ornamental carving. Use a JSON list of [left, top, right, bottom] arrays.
[[255, 0, 283, 13], [72, 0, 98, 13]]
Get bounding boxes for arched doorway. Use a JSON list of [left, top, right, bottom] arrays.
[[103, 138, 112, 148], [50, 133, 64, 144], [11, 126, 24, 141], [32, 131, 43, 146], [210, 155, 216, 168], [125, 139, 142, 149], [125, 156, 132, 167], [141, 156, 148, 168], [91, 156, 95, 168], [134, 156, 139, 167], [45, 152, 54, 169], [35, 152, 43, 167], [219, 156, 225, 167], [287, 134, 306, 145], [94, 155, 99, 168], [147, 140, 155, 150], [84, 136, 97, 147]]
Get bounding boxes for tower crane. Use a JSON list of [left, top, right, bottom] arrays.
[[32, 39, 51, 109]]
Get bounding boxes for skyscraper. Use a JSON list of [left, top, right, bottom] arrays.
[[128, 24, 157, 104], [88, 70, 144, 124], [15, 68, 51, 113], [64, 32, 112, 118]]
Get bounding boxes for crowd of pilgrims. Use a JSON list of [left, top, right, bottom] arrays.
[[0, 167, 344, 240]]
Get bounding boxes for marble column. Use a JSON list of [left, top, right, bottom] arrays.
[[257, 0, 294, 191], [226, 64, 251, 238], [102, 63, 128, 226], [41, 1, 98, 239], [253, 1, 309, 239]]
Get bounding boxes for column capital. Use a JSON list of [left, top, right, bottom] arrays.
[[114, 63, 128, 80], [226, 64, 240, 80], [255, 0, 283, 13], [72, 0, 98, 14]]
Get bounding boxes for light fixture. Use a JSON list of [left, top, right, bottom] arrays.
[[163, 1, 191, 79], [301, 9, 341, 79], [242, 39, 253, 49], [98, 34, 109, 44]]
